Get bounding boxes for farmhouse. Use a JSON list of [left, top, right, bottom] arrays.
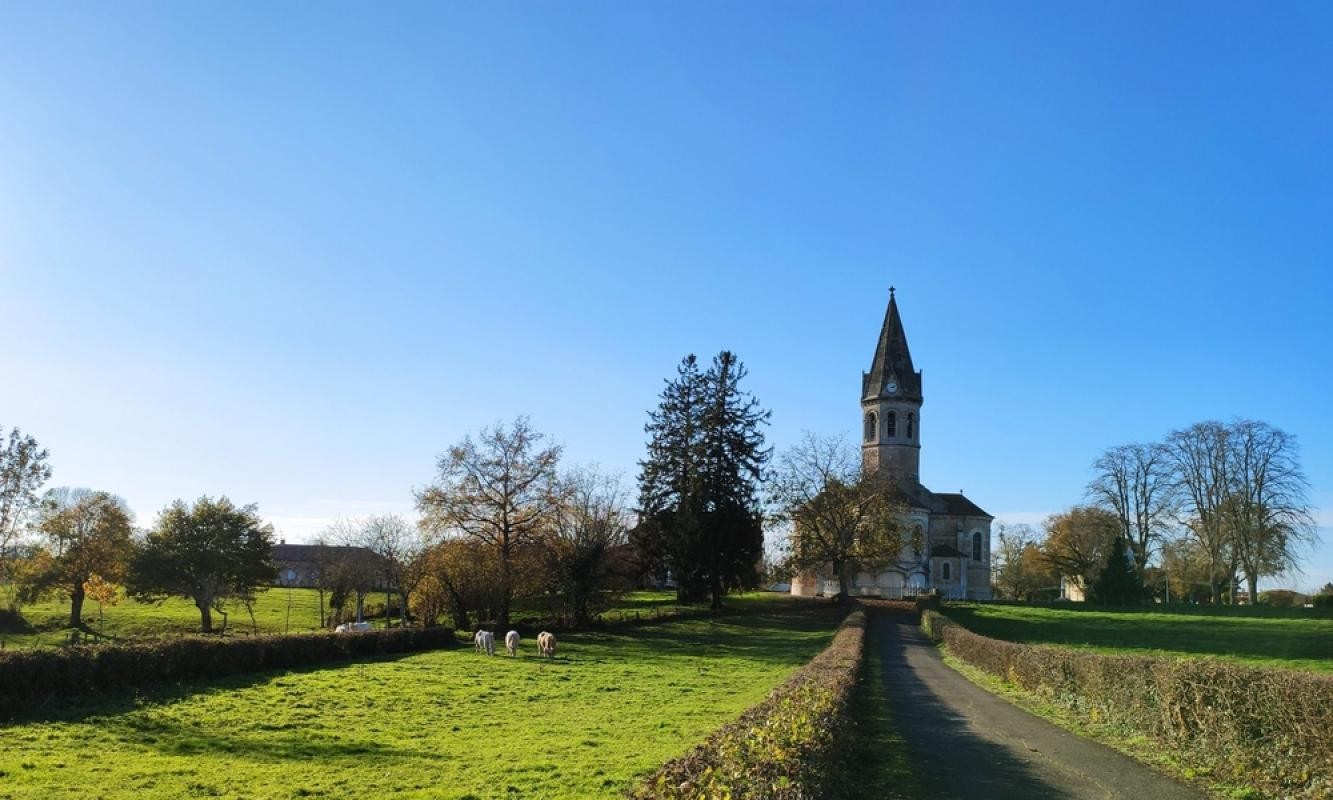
[[271, 541, 391, 589], [792, 290, 994, 600]]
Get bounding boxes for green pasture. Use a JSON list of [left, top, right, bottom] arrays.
[[1, 586, 338, 649], [0, 600, 841, 800], [0, 588, 707, 650], [945, 603, 1333, 672]]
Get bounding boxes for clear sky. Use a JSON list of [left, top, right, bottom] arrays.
[[1, 3, 1330, 591]]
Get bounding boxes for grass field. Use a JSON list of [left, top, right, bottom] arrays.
[[0, 599, 842, 800], [1, 586, 350, 649], [944, 603, 1333, 672], [0, 588, 699, 650]]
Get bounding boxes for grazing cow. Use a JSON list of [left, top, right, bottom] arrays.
[[505, 630, 520, 657], [537, 631, 556, 659], [474, 629, 495, 656]]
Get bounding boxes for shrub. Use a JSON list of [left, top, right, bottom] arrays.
[[0, 626, 455, 719], [1258, 590, 1307, 608], [628, 607, 867, 800], [920, 609, 1333, 799]]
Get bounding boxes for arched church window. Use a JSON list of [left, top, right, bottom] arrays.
[[911, 525, 924, 559], [972, 531, 982, 561], [864, 412, 877, 442], [907, 413, 915, 439], [886, 411, 897, 437], [942, 562, 951, 581]]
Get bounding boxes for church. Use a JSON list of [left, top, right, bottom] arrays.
[[792, 290, 993, 600]]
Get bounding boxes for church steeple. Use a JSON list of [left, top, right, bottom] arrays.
[[861, 288, 923, 485], [862, 288, 923, 402]]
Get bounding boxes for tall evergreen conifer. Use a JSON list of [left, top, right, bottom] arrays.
[[636, 352, 769, 607], [1092, 535, 1143, 605]]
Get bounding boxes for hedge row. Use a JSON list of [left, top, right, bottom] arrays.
[[628, 607, 867, 800], [921, 609, 1333, 799], [0, 625, 455, 719]]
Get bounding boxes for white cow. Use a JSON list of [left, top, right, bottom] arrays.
[[537, 630, 556, 659], [505, 630, 520, 657], [335, 622, 372, 633], [474, 629, 495, 656]]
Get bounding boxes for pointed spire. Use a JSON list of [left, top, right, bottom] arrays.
[[863, 289, 922, 400]]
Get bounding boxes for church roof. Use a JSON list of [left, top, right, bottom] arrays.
[[933, 492, 992, 518], [891, 484, 994, 519], [863, 289, 923, 401]]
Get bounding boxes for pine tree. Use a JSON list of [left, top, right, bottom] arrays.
[[635, 352, 770, 607], [636, 355, 708, 602], [1091, 535, 1143, 605], [697, 352, 770, 609]]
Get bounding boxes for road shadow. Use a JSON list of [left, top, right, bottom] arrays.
[[872, 610, 1067, 800]]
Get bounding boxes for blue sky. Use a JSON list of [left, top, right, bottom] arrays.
[[1, 3, 1330, 591]]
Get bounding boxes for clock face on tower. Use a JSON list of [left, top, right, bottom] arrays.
[[885, 380, 898, 394]]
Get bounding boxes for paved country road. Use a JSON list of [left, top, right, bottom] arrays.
[[872, 609, 1205, 800]]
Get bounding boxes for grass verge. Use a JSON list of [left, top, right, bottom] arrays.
[[942, 602, 1333, 672], [938, 649, 1255, 800], [924, 608, 1332, 799], [844, 610, 916, 798]]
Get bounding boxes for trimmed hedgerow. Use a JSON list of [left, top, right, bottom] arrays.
[[628, 607, 866, 800], [0, 626, 455, 718], [921, 609, 1333, 799]]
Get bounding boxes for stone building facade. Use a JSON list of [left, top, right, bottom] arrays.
[[791, 290, 993, 600]]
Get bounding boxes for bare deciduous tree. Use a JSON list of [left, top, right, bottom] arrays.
[[768, 432, 906, 602], [991, 522, 1056, 600], [1087, 442, 1179, 577], [1220, 419, 1315, 604], [359, 514, 425, 625], [416, 417, 562, 629], [323, 519, 383, 624], [1165, 421, 1233, 604], [547, 468, 632, 627]]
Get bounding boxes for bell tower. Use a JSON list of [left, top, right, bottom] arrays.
[[861, 288, 922, 488]]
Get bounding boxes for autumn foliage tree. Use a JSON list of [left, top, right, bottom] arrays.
[[1040, 506, 1120, 596], [26, 488, 134, 628], [769, 432, 905, 602]]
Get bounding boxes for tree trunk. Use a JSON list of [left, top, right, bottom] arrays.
[[318, 588, 326, 628], [833, 560, 849, 604], [447, 587, 470, 631], [1208, 554, 1222, 604], [1247, 573, 1259, 606], [69, 584, 86, 629], [198, 600, 213, 634]]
